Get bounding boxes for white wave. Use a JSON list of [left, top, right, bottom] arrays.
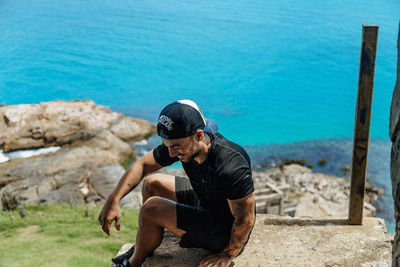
[[4, 146, 61, 160], [0, 150, 9, 163], [133, 139, 148, 146]]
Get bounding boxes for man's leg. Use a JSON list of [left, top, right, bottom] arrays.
[[141, 173, 178, 202], [130, 196, 185, 267], [126, 173, 191, 266]]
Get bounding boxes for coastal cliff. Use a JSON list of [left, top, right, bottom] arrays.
[[389, 23, 400, 267]]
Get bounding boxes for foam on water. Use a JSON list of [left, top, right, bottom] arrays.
[[0, 146, 61, 162], [0, 150, 9, 163], [132, 139, 149, 146]]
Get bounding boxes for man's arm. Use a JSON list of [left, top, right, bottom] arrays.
[[223, 192, 255, 258], [98, 149, 162, 235], [199, 192, 255, 267]]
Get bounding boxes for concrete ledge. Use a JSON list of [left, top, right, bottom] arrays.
[[113, 214, 392, 267]]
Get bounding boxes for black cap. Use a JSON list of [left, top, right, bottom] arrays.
[[157, 100, 218, 140]]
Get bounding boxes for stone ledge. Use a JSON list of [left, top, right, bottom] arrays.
[[112, 214, 392, 267]]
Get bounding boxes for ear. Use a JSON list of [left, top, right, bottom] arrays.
[[194, 130, 204, 142]]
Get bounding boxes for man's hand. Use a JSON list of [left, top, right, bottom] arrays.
[[98, 198, 121, 235], [198, 253, 233, 267]]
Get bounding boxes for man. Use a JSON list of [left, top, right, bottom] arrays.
[[98, 100, 255, 267]]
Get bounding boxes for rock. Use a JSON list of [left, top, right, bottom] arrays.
[[389, 23, 400, 267], [67, 128, 134, 163], [0, 128, 135, 205], [257, 164, 377, 217], [110, 117, 156, 142], [281, 163, 312, 176], [88, 164, 142, 209], [0, 100, 156, 208], [0, 100, 155, 152], [111, 215, 392, 267]]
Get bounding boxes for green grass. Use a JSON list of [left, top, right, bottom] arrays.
[[0, 204, 138, 267]]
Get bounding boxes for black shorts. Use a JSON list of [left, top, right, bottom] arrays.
[[175, 176, 232, 253]]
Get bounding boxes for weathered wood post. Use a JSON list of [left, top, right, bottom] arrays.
[[348, 24, 379, 225]]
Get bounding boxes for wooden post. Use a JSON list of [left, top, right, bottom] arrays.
[[348, 25, 379, 225]]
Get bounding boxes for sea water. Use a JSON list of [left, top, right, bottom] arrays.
[[0, 0, 399, 233]]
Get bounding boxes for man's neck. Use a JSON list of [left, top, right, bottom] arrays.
[[194, 133, 211, 164]]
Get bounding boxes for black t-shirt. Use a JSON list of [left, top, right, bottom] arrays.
[[153, 132, 254, 223]]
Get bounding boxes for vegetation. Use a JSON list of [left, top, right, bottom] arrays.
[[318, 158, 327, 167], [279, 158, 315, 170], [341, 166, 351, 176], [121, 151, 137, 169], [306, 164, 315, 169], [1, 191, 20, 211], [0, 204, 138, 267]]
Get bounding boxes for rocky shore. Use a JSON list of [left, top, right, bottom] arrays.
[[0, 100, 383, 219], [0, 100, 155, 209], [161, 164, 381, 218]]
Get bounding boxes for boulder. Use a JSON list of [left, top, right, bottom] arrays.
[[0, 100, 155, 152], [389, 23, 400, 267], [88, 164, 142, 209], [0, 128, 135, 205], [110, 117, 156, 142], [67, 128, 134, 163]]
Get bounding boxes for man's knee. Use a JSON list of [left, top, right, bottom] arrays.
[[142, 175, 160, 197], [139, 196, 172, 223]]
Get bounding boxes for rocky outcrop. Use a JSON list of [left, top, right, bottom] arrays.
[[0, 128, 139, 205], [257, 164, 379, 217], [0, 100, 156, 152], [112, 215, 392, 267], [0, 101, 155, 208], [389, 23, 400, 267], [110, 117, 155, 142]]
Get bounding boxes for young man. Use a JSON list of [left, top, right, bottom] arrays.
[[98, 100, 255, 267]]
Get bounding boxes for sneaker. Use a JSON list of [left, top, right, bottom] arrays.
[[112, 245, 135, 265]]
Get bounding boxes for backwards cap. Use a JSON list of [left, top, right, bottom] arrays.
[[157, 100, 218, 140]]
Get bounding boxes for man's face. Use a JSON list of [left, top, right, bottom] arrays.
[[161, 134, 200, 163]]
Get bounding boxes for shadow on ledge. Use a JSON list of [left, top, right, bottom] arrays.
[[263, 217, 349, 226]]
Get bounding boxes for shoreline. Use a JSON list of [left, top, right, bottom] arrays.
[[0, 101, 394, 234]]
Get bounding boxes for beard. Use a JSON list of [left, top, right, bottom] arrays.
[[178, 149, 200, 163]]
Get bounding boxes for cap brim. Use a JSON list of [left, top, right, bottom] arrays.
[[204, 119, 218, 133]]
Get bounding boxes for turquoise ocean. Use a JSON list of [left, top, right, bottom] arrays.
[[0, 0, 399, 233]]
